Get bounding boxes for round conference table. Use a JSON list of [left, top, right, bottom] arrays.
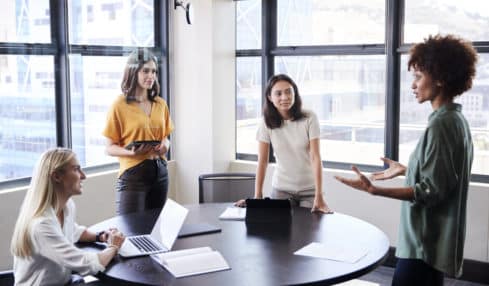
[[84, 203, 389, 286]]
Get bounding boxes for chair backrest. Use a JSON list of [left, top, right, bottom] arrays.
[[198, 173, 255, 203], [0, 270, 14, 286]]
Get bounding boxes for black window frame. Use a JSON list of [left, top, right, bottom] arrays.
[[235, 0, 489, 183], [0, 0, 170, 189]]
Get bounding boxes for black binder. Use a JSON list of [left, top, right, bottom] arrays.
[[245, 198, 292, 223]]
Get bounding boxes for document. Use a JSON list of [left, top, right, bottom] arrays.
[[151, 247, 230, 278], [219, 207, 246, 220], [294, 242, 368, 263]]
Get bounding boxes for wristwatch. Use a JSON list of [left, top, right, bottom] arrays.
[[95, 231, 105, 243]]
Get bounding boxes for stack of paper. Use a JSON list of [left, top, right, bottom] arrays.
[[152, 247, 230, 278], [219, 207, 246, 220]]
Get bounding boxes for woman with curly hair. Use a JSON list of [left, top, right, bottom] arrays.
[[335, 34, 477, 285]]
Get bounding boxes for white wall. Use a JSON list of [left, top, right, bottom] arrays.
[[171, 0, 235, 204]]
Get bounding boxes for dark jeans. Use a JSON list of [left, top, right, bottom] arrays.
[[392, 258, 444, 286], [116, 158, 168, 215]]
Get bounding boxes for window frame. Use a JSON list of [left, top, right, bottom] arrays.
[[0, 0, 170, 188], [235, 0, 489, 183]]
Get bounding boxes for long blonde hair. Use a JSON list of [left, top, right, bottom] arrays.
[[11, 148, 76, 258]]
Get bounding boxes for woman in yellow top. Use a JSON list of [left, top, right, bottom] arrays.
[[103, 48, 173, 215]]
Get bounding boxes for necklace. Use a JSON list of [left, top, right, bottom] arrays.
[[138, 100, 152, 116]]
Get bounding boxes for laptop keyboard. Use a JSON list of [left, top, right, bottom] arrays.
[[128, 236, 162, 253]]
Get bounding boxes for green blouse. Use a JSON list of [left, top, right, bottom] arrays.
[[396, 103, 473, 277]]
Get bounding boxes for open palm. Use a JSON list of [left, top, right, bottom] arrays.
[[334, 166, 375, 194], [370, 157, 406, 181]]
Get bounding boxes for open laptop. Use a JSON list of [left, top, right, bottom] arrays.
[[118, 199, 189, 258]]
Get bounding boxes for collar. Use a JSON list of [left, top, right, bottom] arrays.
[[429, 102, 461, 120]]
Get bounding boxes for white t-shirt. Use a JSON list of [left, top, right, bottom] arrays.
[[13, 199, 104, 286], [256, 110, 320, 192]]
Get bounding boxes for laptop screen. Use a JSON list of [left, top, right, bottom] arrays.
[[151, 199, 189, 250]]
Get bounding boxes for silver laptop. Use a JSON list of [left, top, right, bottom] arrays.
[[118, 199, 189, 258]]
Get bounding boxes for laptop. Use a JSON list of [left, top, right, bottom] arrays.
[[118, 199, 189, 258]]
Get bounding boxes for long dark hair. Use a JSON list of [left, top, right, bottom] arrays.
[[263, 74, 306, 129], [121, 48, 160, 103]]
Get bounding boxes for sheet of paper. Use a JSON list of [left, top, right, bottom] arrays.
[[152, 247, 231, 278], [219, 207, 246, 220], [294, 242, 368, 263]]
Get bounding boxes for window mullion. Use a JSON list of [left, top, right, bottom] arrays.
[[50, 0, 71, 147], [384, 0, 403, 162], [262, 0, 277, 163]]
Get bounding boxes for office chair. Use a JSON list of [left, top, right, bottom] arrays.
[[198, 173, 255, 203], [0, 270, 13, 286]]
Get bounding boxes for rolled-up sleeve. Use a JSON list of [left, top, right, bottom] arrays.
[[412, 123, 458, 206]]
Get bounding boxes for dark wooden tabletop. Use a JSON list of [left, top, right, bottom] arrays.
[[83, 203, 389, 286]]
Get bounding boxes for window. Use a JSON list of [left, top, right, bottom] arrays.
[[235, 0, 489, 181], [69, 0, 154, 46], [0, 0, 168, 184], [0, 0, 51, 43], [236, 0, 261, 50], [0, 55, 56, 181], [277, 0, 385, 46], [275, 55, 386, 166], [404, 0, 489, 43], [69, 56, 126, 167], [236, 57, 262, 155]]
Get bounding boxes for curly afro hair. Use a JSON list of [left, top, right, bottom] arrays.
[[408, 34, 478, 99]]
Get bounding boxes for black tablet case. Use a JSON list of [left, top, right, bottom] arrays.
[[245, 198, 292, 223]]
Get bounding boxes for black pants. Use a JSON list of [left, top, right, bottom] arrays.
[[115, 158, 168, 215], [392, 258, 444, 286]]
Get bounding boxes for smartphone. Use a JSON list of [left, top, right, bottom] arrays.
[[124, 140, 161, 150]]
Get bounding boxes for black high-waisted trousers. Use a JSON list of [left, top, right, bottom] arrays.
[[115, 158, 168, 215]]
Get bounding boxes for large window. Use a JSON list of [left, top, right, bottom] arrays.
[[275, 55, 386, 166], [236, 0, 489, 181], [0, 0, 169, 184]]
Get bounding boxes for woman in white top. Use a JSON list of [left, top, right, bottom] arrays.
[[237, 74, 332, 213], [11, 148, 125, 286]]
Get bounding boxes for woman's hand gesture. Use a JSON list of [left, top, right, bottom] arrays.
[[370, 157, 406, 181], [334, 166, 376, 194]]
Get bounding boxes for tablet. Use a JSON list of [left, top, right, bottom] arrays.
[[178, 223, 221, 238], [245, 198, 292, 224], [124, 140, 161, 150]]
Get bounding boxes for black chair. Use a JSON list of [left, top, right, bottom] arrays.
[[0, 270, 13, 286], [198, 173, 255, 203]]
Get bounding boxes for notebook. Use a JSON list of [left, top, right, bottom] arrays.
[[118, 199, 189, 258]]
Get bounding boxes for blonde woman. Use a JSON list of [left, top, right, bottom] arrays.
[[11, 148, 125, 286]]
